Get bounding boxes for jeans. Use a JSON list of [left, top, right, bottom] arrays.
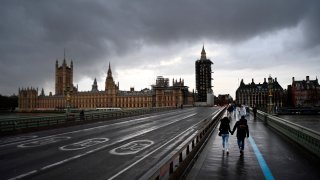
[[237, 138, 245, 151], [221, 134, 229, 149]]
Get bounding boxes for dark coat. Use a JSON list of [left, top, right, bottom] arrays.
[[227, 105, 234, 112], [232, 117, 249, 139], [253, 107, 257, 113], [219, 117, 232, 134]]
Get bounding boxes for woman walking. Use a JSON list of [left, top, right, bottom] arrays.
[[219, 117, 232, 154]]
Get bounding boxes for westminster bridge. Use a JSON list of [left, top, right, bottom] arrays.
[[0, 107, 319, 180]]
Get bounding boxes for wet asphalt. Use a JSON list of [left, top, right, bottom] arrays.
[[187, 112, 320, 180]]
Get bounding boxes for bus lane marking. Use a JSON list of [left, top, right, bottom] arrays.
[[110, 140, 154, 155], [60, 138, 109, 151], [17, 136, 71, 148]]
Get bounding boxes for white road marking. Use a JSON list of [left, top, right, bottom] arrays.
[[60, 138, 109, 151], [7, 170, 38, 180], [107, 126, 197, 180], [8, 112, 197, 180], [17, 136, 71, 148], [0, 112, 177, 148], [110, 140, 154, 155], [107, 109, 222, 180], [0, 135, 38, 145]]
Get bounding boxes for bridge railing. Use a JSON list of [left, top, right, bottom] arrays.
[[0, 107, 178, 135], [140, 107, 226, 180], [257, 110, 320, 158]]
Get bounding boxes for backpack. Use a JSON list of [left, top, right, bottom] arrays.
[[237, 121, 247, 136]]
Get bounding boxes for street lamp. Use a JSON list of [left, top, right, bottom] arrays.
[[268, 75, 273, 114], [64, 86, 72, 115]]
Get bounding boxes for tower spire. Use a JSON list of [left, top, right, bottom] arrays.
[[62, 48, 66, 66], [201, 44, 207, 60], [107, 62, 112, 77], [92, 77, 98, 92]]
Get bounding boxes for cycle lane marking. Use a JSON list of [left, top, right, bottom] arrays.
[[8, 113, 197, 180], [60, 138, 109, 151], [248, 136, 275, 180], [109, 140, 154, 155], [0, 111, 181, 148]]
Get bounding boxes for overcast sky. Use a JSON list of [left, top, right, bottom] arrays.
[[1, 0, 319, 98]]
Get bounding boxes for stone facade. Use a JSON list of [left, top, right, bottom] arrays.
[[55, 59, 75, 95], [18, 88, 38, 111], [18, 60, 193, 112], [236, 75, 285, 111]]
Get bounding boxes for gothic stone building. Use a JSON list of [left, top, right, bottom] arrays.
[[236, 75, 285, 110], [18, 59, 193, 112]]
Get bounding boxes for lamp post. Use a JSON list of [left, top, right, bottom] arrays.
[[66, 94, 70, 114], [64, 86, 72, 116], [268, 75, 273, 114], [268, 89, 273, 113]]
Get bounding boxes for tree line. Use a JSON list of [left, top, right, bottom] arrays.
[[0, 95, 18, 111]]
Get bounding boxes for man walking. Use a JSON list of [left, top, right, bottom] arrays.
[[253, 105, 257, 120], [232, 116, 249, 156]]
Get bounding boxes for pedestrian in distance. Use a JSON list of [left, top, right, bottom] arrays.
[[236, 104, 241, 116], [239, 104, 247, 119], [233, 104, 237, 117], [245, 105, 250, 116], [231, 115, 249, 156], [227, 105, 234, 119], [219, 117, 232, 154], [80, 109, 85, 120], [253, 105, 257, 120]]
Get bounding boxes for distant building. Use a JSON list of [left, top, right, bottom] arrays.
[[289, 76, 320, 107], [55, 59, 77, 95], [152, 76, 192, 107], [236, 75, 285, 111], [195, 45, 213, 103], [18, 58, 193, 112], [216, 94, 233, 106]]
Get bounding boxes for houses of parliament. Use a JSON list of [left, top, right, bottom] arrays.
[[18, 56, 197, 112], [18, 46, 217, 112]]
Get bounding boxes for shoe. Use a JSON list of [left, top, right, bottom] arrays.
[[240, 150, 243, 156], [226, 149, 229, 155]]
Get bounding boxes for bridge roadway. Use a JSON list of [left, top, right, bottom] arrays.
[[187, 111, 320, 180], [0, 107, 220, 180]]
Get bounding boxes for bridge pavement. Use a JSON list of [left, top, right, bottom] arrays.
[[187, 111, 320, 180]]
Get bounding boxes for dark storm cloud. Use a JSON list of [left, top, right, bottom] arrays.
[[0, 0, 319, 95]]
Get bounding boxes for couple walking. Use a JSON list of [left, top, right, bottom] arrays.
[[219, 115, 249, 156]]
